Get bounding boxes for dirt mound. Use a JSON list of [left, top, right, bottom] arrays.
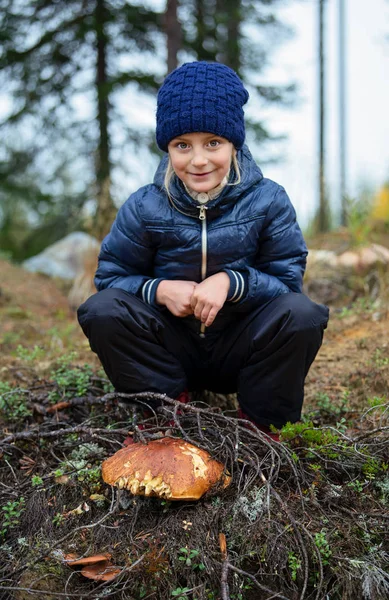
[[0, 259, 94, 380], [0, 258, 70, 316]]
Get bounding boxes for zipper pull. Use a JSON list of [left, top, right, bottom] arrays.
[[198, 206, 207, 220]]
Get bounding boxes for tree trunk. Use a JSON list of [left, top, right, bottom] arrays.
[[165, 0, 181, 73], [193, 0, 215, 61], [94, 0, 116, 240], [318, 0, 330, 232], [225, 0, 241, 73]]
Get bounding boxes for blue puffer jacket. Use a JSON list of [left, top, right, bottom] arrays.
[[95, 145, 308, 334]]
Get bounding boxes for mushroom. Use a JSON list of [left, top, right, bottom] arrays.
[[64, 553, 111, 566], [102, 437, 230, 501], [64, 553, 121, 583], [80, 563, 121, 582]]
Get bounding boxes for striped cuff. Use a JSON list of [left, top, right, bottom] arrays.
[[141, 278, 164, 305], [224, 269, 247, 303]]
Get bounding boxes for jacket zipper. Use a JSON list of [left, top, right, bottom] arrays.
[[198, 205, 208, 337], [167, 194, 209, 336]]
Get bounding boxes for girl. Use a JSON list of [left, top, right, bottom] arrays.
[[78, 61, 329, 439]]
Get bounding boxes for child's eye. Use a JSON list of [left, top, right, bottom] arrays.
[[177, 142, 189, 150], [208, 140, 221, 148]]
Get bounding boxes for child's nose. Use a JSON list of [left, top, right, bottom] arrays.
[[191, 151, 208, 167]]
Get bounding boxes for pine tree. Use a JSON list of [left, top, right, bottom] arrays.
[[165, 0, 181, 73], [0, 0, 163, 245]]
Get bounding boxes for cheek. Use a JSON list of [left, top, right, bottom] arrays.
[[170, 156, 186, 173], [219, 156, 232, 174]]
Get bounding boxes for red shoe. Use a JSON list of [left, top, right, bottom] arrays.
[[176, 390, 190, 404], [238, 409, 280, 442]]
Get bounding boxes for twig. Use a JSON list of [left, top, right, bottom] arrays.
[[225, 563, 290, 600], [354, 426, 389, 441], [1, 424, 129, 445]]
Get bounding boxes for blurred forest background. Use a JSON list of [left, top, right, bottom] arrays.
[[0, 0, 389, 262]]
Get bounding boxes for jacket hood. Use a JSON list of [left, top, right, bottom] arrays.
[[153, 144, 263, 216]]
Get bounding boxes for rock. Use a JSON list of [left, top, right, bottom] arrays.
[[337, 244, 389, 271], [306, 250, 338, 268], [305, 244, 389, 305], [22, 232, 100, 280], [307, 244, 389, 274]]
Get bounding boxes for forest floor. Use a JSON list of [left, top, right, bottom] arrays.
[[0, 253, 388, 600]]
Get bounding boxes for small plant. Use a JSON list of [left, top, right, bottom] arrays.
[[76, 465, 101, 490], [337, 298, 376, 320], [280, 421, 340, 448], [15, 344, 45, 362], [59, 443, 104, 492], [337, 306, 353, 319], [315, 391, 348, 417], [48, 354, 94, 402], [288, 551, 302, 581], [31, 475, 44, 487], [363, 457, 384, 480], [0, 383, 31, 421], [232, 486, 267, 522], [368, 396, 387, 409], [347, 479, 364, 493], [375, 475, 389, 504], [53, 468, 65, 478], [178, 547, 205, 571], [1, 497, 25, 538], [314, 529, 332, 565], [171, 587, 191, 599], [373, 348, 389, 367], [345, 195, 372, 247], [336, 417, 348, 433], [52, 512, 65, 527]]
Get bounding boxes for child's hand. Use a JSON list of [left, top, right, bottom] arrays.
[[156, 280, 198, 317], [190, 272, 230, 326]]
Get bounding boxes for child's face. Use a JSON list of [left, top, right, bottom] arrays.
[[168, 132, 234, 193]]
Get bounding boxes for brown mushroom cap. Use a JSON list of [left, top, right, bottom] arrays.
[[64, 553, 112, 566], [80, 562, 121, 582], [102, 437, 230, 501]]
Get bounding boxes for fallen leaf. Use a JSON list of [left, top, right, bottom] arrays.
[[47, 401, 71, 413], [63, 502, 90, 517], [89, 494, 106, 503]]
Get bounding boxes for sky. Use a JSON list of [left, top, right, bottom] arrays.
[[260, 0, 389, 227]]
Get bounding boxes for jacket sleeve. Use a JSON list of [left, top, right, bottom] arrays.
[[225, 186, 307, 311], [94, 190, 164, 304]]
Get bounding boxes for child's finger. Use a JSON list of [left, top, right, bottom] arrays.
[[204, 306, 219, 326], [194, 300, 205, 320]]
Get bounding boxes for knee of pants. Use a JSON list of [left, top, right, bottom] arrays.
[[77, 288, 132, 331], [274, 292, 329, 334]]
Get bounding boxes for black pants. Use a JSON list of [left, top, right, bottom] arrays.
[[78, 289, 329, 429]]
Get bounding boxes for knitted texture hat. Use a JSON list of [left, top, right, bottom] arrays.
[[156, 61, 249, 151]]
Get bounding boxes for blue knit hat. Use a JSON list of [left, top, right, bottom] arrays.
[[156, 61, 249, 152]]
